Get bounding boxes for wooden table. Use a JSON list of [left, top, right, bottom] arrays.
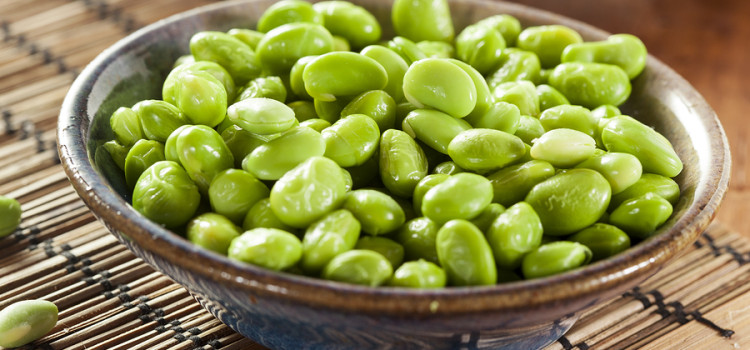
[[512, 0, 750, 237]]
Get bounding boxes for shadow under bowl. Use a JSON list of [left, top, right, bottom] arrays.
[[57, 0, 731, 349]]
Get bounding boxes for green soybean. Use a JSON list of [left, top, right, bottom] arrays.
[[576, 152, 643, 194], [186, 213, 241, 255], [228, 228, 302, 270], [132, 161, 200, 229], [389, 260, 447, 288], [422, 173, 493, 224], [455, 23, 506, 75], [236, 76, 287, 103], [208, 169, 270, 224], [301, 209, 361, 273], [175, 125, 234, 192], [342, 189, 405, 235], [539, 105, 597, 138], [303, 52, 388, 101], [525, 168, 612, 236], [548, 62, 631, 108], [340, 90, 397, 131], [537, 84, 570, 111], [447, 128, 526, 173], [569, 223, 631, 261], [0, 300, 58, 348], [403, 58, 477, 119], [416, 40, 455, 58], [391, 0, 454, 42], [487, 160, 556, 206], [242, 126, 325, 180], [313, 1, 381, 49], [257, 0, 323, 33], [487, 202, 543, 269], [162, 69, 227, 127], [355, 236, 405, 268], [132, 100, 187, 143], [610, 173, 681, 210], [110, 107, 143, 147], [189, 31, 261, 85], [492, 80, 540, 117], [360, 45, 409, 102], [402, 109, 471, 154], [322, 114, 380, 167], [220, 125, 270, 168], [601, 115, 683, 178], [432, 161, 464, 175], [487, 48, 542, 87], [562, 34, 647, 79], [436, 219, 497, 286], [270, 156, 348, 228], [379, 129, 429, 198], [609, 192, 673, 239], [530, 128, 597, 168], [470, 203, 506, 233], [522, 241, 592, 279], [476, 14, 522, 46], [227, 28, 264, 50], [412, 174, 450, 216], [322, 249, 393, 286], [174, 60, 237, 103], [514, 115, 545, 144], [517, 25, 583, 68], [299, 118, 332, 132], [228, 97, 297, 135], [124, 139, 165, 189], [395, 217, 440, 264], [242, 198, 295, 232], [256, 23, 334, 74], [0, 196, 22, 238]]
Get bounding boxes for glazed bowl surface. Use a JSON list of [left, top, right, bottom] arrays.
[[57, 0, 731, 349]]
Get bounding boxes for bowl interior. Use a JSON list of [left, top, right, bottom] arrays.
[[59, 0, 730, 325]]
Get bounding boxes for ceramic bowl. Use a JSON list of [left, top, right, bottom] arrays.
[[57, 0, 730, 348]]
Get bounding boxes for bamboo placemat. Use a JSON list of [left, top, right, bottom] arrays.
[[1, 0, 748, 349]]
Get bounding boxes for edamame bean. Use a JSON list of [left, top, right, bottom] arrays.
[[591, 104, 621, 119], [379, 129, 428, 198], [389, 260, 447, 288], [242, 198, 294, 232], [187, 213, 241, 255], [402, 109, 472, 154], [289, 55, 317, 100], [242, 126, 325, 180], [476, 14, 521, 46], [447, 59, 494, 119], [562, 34, 647, 79], [208, 169, 270, 224], [174, 61, 238, 103], [162, 70, 227, 127], [403, 58, 477, 119], [447, 128, 526, 173], [301, 209, 360, 273], [576, 152, 642, 194], [0, 196, 22, 238], [537, 84, 570, 111], [124, 139, 165, 189], [487, 202, 543, 269], [396, 217, 440, 264], [530, 128, 597, 168], [549, 62, 631, 108], [322, 114, 380, 167], [539, 105, 597, 138], [416, 40, 455, 58], [220, 125, 270, 168], [236, 76, 287, 103], [228, 97, 296, 135], [392, 0, 454, 42], [132, 100, 187, 143], [342, 189, 405, 235], [132, 161, 200, 229], [313, 1, 381, 49], [486, 160, 556, 206], [463, 101, 521, 134], [412, 174, 450, 215], [190, 31, 261, 85], [102, 140, 129, 171], [432, 161, 464, 175], [175, 125, 234, 192], [355, 236, 405, 268], [517, 25, 583, 68], [322, 249, 393, 286], [360, 45, 409, 102], [303, 52, 388, 101], [228, 228, 302, 270], [492, 80, 540, 117], [299, 118, 332, 132], [436, 219, 497, 286], [257, 0, 323, 33], [470, 203, 506, 233], [256, 23, 334, 74], [314, 97, 351, 123], [288, 100, 317, 122], [340, 90, 397, 131], [569, 223, 630, 261], [521, 241, 592, 279], [609, 192, 673, 239], [0, 300, 58, 348], [270, 156, 348, 228], [227, 28, 264, 50], [344, 154, 380, 189], [610, 173, 681, 210], [525, 168, 611, 236], [514, 115, 545, 144], [110, 107, 143, 147], [601, 115, 683, 178], [487, 48, 541, 87], [422, 173, 493, 224], [455, 23, 506, 75]]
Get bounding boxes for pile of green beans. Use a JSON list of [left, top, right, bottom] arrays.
[[103, 0, 683, 288]]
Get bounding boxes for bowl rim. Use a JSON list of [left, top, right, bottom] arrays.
[[57, 0, 731, 316]]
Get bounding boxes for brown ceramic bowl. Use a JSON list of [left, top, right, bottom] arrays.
[[57, 0, 730, 348]]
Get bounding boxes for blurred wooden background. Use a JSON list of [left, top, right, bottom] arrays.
[[510, 0, 750, 236]]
